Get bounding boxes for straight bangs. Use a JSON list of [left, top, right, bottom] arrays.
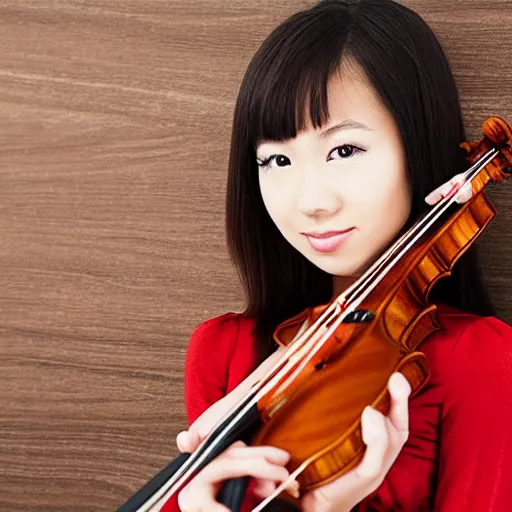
[[244, 8, 353, 147]]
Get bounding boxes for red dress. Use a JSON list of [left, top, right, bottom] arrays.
[[162, 304, 512, 511]]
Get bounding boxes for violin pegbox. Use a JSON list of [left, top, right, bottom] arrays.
[[460, 117, 512, 185]]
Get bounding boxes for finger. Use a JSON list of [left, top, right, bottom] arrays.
[[356, 406, 389, 480], [251, 477, 300, 500], [285, 479, 301, 499], [424, 188, 446, 205], [454, 181, 473, 204], [424, 173, 465, 205], [251, 478, 277, 499], [424, 180, 455, 205], [197, 455, 290, 484], [178, 483, 230, 512], [297, 408, 389, 507], [386, 372, 411, 437], [179, 452, 290, 512], [189, 394, 237, 442], [176, 430, 201, 453], [227, 445, 290, 465]]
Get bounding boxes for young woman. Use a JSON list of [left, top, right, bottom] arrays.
[[162, 0, 512, 510]]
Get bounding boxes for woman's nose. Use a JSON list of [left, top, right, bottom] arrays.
[[295, 171, 343, 217]]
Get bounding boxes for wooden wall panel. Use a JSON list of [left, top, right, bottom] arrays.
[[0, 1, 510, 510]]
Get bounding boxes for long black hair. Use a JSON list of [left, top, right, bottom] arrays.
[[225, 0, 494, 357]]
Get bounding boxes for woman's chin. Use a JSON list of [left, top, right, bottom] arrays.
[[312, 259, 367, 280]]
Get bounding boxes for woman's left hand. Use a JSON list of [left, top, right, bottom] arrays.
[[424, 173, 473, 205], [299, 372, 411, 512]]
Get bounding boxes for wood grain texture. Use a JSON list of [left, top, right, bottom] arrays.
[[0, 1, 510, 510]]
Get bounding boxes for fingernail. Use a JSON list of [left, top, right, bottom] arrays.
[[424, 192, 435, 204], [283, 451, 292, 463], [389, 373, 412, 398], [455, 182, 472, 204], [362, 406, 383, 444], [176, 431, 189, 451], [286, 480, 300, 499], [275, 449, 291, 464], [363, 405, 380, 423]]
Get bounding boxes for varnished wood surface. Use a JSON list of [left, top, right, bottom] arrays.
[[0, 1, 510, 510]]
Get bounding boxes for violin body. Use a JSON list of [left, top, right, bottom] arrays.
[[253, 309, 429, 491]]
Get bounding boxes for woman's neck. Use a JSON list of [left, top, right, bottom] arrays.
[[331, 274, 358, 300]]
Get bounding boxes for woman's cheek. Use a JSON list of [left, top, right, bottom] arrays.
[[259, 181, 280, 218], [353, 172, 410, 259]]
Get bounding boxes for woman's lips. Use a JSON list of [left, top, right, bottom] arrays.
[[303, 228, 355, 253]]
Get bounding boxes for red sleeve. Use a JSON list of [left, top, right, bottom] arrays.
[[434, 316, 512, 511], [160, 314, 241, 512], [184, 313, 240, 425]]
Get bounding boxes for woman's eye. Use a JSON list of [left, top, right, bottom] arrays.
[[328, 144, 364, 161], [257, 154, 291, 170]]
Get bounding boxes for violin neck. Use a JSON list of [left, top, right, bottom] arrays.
[[341, 147, 498, 311]]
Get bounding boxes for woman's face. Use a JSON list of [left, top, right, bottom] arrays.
[[256, 64, 411, 288]]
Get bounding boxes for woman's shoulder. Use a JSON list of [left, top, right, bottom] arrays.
[[184, 312, 258, 423], [185, 312, 259, 414], [423, 304, 512, 395], [433, 303, 511, 351], [188, 312, 257, 352]]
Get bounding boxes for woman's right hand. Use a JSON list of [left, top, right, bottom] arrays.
[[177, 441, 299, 512], [175, 346, 299, 510]]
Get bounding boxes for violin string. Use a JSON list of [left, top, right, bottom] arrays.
[[341, 147, 498, 311], [149, 391, 261, 510], [149, 311, 342, 509], [208, 148, 499, 511], [142, 322, 344, 507], [264, 302, 347, 399], [190, 149, 500, 509], [251, 463, 307, 512], [151, 337, 324, 508], [145, 148, 498, 511], [251, 148, 500, 511], [149, 305, 351, 508], [144, 316, 339, 508], [153, 294, 359, 507], [340, 148, 498, 314], [273, 150, 498, 389]]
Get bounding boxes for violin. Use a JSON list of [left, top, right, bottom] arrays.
[[117, 116, 512, 512]]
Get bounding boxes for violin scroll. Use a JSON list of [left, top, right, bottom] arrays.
[[460, 117, 512, 190]]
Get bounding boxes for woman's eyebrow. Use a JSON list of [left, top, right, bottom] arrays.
[[256, 119, 372, 150], [320, 119, 373, 139]]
